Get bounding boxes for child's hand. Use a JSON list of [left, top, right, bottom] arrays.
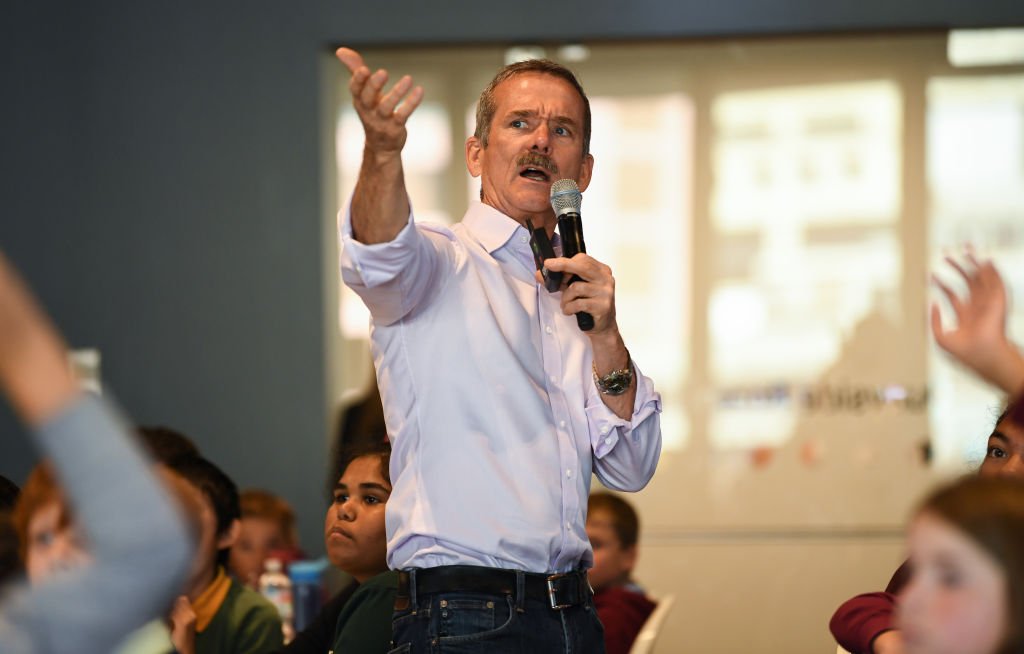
[[931, 251, 1024, 395], [169, 595, 197, 654]]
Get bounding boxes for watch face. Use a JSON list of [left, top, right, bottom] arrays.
[[601, 371, 632, 395]]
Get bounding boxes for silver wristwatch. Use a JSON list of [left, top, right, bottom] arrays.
[[592, 351, 633, 396]]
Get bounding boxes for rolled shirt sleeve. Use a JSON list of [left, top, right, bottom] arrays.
[[586, 361, 662, 492]]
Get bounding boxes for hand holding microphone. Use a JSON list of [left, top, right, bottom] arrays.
[[549, 179, 595, 331]]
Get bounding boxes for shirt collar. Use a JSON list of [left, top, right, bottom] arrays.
[[462, 201, 528, 254], [192, 566, 232, 632]]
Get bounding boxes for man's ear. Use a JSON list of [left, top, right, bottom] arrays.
[[217, 518, 241, 550], [577, 153, 595, 192], [466, 136, 483, 178]]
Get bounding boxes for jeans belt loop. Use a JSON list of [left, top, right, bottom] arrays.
[[409, 567, 419, 609], [515, 570, 527, 612]]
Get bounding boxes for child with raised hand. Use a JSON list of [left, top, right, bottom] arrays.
[[930, 251, 1024, 398], [831, 252, 1024, 654], [0, 252, 193, 654]]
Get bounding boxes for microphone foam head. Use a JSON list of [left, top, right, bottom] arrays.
[[550, 178, 582, 215]]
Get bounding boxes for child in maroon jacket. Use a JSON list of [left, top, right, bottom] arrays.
[[587, 492, 656, 654]]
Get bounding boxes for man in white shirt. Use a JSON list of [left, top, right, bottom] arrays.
[[336, 47, 662, 653]]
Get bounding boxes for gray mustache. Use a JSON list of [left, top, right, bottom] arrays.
[[516, 153, 559, 176]]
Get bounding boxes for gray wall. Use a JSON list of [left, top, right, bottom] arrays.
[[2, 0, 1023, 554]]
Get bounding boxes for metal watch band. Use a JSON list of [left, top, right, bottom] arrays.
[[592, 350, 633, 396]]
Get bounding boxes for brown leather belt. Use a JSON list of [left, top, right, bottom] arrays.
[[396, 565, 590, 611]]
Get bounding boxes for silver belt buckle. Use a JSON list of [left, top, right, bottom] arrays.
[[546, 573, 572, 610]]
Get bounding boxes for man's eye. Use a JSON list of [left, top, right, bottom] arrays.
[[554, 126, 569, 136], [333, 493, 349, 504], [511, 119, 526, 128], [365, 496, 381, 505]]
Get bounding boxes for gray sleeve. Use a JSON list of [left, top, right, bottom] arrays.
[[0, 393, 193, 654]]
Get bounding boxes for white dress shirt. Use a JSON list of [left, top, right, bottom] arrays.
[[341, 201, 662, 573]]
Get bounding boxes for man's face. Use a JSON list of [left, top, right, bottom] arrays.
[[25, 500, 90, 583], [466, 72, 594, 230], [323, 455, 391, 583], [229, 517, 289, 589], [586, 508, 636, 592], [898, 511, 1007, 654]]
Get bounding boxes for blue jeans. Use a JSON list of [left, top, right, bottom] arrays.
[[388, 569, 606, 654]]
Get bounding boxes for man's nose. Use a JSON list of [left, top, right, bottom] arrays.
[[531, 123, 551, 153]]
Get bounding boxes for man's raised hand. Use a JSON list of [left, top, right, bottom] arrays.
[[336, 47, 424, 155]]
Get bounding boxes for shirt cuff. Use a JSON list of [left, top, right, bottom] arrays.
[[339, 205, 416, 289], [587, 362, 662, 459]]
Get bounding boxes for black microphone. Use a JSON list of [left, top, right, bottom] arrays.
[[550, 179, 594, 332]]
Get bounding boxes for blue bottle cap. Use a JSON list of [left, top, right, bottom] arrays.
[[288, 558, 327, 583]]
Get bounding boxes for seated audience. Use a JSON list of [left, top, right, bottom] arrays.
[[164, 455, 284, 654], [587, 491, 656, 654], [229, 489, 301, 589], [279, 439, 395, 654], [898, 475, 1024, 654], [831, 253, 1024, 653], [0, 251, 192, 653]]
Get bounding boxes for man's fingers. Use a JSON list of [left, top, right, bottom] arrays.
[[394, 85, 425, 124], [335, 47, 366, 74], [336, 49, 422, 130], [360, 69, 389, 107], [378, 75, 413, 117], [544, 254, 606, 282]]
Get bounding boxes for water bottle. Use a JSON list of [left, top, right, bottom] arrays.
[[288, 558, 327, 634], [259, 557, 294, 643]]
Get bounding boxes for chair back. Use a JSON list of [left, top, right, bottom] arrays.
[[628, 594, 676, 654]]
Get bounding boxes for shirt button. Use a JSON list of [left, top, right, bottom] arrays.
[[566, 522, 572, 530], [605, 436, 614, 445], [600, 426, 609, 435], [559, 420, 566, 428], [549, 375, 557, 383], [545, 325, 553, 334], [565, 469, 572, 478], [521, 235, 528, 243]]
